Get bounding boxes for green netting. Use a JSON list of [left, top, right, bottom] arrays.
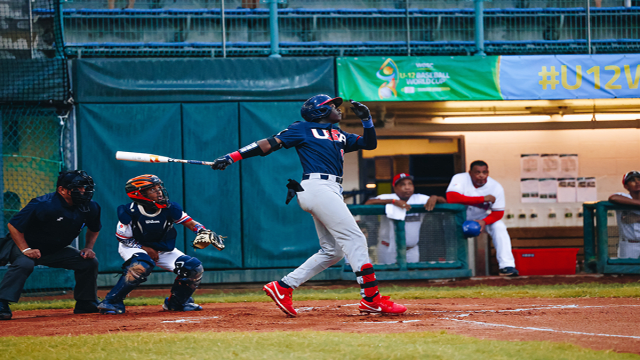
[[0, 104, 73, 295], [1, 105, 67, 236], [0, 0, 70, 103]]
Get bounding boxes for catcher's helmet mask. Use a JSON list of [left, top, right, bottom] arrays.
[[301, 94, 343, 122], [57, 170, 95, 212], [125, 174, 170, 209]]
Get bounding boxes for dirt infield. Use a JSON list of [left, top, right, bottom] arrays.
[[3, 275, 640, 354]]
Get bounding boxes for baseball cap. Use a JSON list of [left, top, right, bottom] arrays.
[[622, 171, 640, 185], [393, 173, 414, 187], [57, 170, 93, 189]]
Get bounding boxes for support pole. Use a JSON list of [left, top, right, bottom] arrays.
[[265, 0, 281, 58], [221, 0, 226, 58], [474, 0, 486, 56], [405, 0, 410, 56], [394, 220, 407, 271], [586, 0, 592, 54]]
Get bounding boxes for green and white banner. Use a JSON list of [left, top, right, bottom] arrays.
[[337, 55, 640, 102], [337, 56, 502, 101]]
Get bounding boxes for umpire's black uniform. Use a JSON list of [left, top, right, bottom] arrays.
[[0, 190, 101, 313]]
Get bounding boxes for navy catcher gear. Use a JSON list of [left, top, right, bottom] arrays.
[[98, 253, 155, 314], [462, 220, 482, 237], [125, 174, 169, 209], [169, 255, 204, 310], [301, 94, 343, 122]]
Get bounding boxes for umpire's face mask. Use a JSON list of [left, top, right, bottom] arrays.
[[67, 172, 95, 212]]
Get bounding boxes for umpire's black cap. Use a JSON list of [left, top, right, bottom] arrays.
[[57, 170, 93, 188]]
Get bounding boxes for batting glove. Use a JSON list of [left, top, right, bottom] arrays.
[[349, 100, 373, 128], [349, 100, 371, 121], [211, 154, 234, 170]]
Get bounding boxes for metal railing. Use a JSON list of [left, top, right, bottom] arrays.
[[583, 201, 640, 275], [51, 0, 640, 57]]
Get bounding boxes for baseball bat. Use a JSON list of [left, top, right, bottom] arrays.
[[115, 151, 216, 166]]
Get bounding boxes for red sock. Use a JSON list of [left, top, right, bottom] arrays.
[[356, 263, 380, 302]]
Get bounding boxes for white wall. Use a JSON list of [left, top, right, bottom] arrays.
[[342, 128, 640, 227]]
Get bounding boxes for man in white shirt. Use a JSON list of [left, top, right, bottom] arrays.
[[365, 173, 446, 264], [608, 171, 640, 259], [446, 160, 518, 276]]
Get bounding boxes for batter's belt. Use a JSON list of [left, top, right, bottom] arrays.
[[302, 173, 343, 184]]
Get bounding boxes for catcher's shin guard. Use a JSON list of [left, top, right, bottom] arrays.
[[167, 255, 203, 310], [99, 253, 154, 314], [356, 263, 380, 302]]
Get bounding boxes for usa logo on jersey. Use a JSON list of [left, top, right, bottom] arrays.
[[311, 129, 346, 144]]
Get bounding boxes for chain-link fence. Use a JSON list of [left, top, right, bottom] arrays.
[[0, 0, 71, 102], [58, 0, 640, 57], [0, 105, 74, 296]]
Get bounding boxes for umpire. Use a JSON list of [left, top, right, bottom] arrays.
[[0, 170, 102, 320]]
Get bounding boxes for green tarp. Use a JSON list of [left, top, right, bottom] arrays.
[[73, 58, 335, 103]]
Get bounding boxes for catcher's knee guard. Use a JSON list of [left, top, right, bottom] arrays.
[[99, 253, 155, 314], [168, 255, 203, 309]]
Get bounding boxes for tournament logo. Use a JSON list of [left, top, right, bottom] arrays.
[[376, 58, 399, 100]]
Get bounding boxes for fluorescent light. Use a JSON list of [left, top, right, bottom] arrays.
[[562, 113, 640, 121], [443, 115, 551, 123], [366, 183, 377, 189]]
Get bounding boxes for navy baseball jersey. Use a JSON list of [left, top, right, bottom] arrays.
[[275, 121, 368, 177], [116, 201, 191, 252], [9, 192, 102, 256]]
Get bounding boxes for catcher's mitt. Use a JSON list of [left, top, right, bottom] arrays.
[[192, 229, 226, 251]]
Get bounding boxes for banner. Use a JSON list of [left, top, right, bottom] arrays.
[[337, 56, 501, 101], [500, 55, 640, 100], [337, 54, 640, 102]]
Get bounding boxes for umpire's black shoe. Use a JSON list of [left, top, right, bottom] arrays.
[[0, 300, 12, 320], [73, 300, 100, 314]]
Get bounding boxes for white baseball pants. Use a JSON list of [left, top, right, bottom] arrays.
[[281, 179, 370, 289], [485, 220, 516, 269], [118, 243, 185, 272]]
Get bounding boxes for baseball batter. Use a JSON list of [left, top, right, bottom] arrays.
[[608, 171, 640, 259], [365, 173, 446, 264], [446, 160, 518, 276], [210, 94, 406, 316], [98, 174, 210, 314]]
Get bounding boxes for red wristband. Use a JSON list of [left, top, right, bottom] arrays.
[[229, 151, 243, 162], [392, 199, 396, 204]]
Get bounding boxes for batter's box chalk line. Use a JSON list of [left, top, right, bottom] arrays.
[[344, 320, 423, 324], [441, 317, 640, 339], [161, 316, 219, 323]]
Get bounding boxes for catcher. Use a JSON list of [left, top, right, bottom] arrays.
[[97, 174, 224, 314]]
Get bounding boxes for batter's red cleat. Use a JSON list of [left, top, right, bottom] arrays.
[[263, 281, 297, 317], [359, 296, 407, 314]]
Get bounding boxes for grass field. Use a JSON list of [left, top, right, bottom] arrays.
[[12, 282, 640, 311], [2, 331, 639, 360], [4, 281, 640, 359]]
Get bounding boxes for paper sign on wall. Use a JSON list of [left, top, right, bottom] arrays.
[[521, 178, 539, 203], [521, 154, 540, 179], [577, 177, 598, 202], [539, 178, 558, 203], [541, 154, 560, 178], [557, 177, 577, 203], [559, 154, 579, 178]]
